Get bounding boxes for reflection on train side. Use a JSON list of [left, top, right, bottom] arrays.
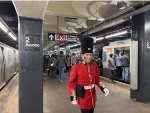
[[0, 42, 18, 89], [102, 39, 130, 83]]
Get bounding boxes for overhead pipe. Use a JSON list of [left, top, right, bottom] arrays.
[[85, 1, 150, 35]]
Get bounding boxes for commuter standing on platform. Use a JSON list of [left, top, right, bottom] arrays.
[[121, 52, 130, 81], [71, 53, 78, 66], [68, 37, 109, 113], [66, 54, 71, 71], [56, 51, 67, 82], [108, 53, 116, 82], [48, 54, 57, 78], [114, 52, 122, 79]]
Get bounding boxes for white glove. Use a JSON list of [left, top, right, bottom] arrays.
[[104, 88, 109, 96], [71, 100, 77, 105]]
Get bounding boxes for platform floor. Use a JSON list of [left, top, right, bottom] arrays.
[[0, 73, 150, 113]]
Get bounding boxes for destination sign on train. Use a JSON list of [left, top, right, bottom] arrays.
[[48, 33, 78, 42]]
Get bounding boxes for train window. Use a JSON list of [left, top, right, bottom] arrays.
[[0, 47, 4, 64], [7, 49, 13, 63]]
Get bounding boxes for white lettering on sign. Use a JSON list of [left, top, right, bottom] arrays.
[[49, 35, 54, 41], [147, 42, 150, 49], [26, 43, 40, 47], [25, 36, 40, 48], [25, 37, 30, 44], [68, 37, 77, 42]]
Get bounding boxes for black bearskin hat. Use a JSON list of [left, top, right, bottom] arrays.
[[80, 37, 93, 54]]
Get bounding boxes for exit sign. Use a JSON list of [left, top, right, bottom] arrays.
[[55, 34, 68, 41], [48, 33, 78, 42]]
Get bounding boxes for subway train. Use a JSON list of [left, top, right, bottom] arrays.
[[0, 42, 18, 89], [102, 39, 131, 83]]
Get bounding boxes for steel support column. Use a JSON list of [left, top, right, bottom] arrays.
[[18, 17, 43, 113]]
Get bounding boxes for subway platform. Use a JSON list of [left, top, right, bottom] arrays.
[[0, 73, 150, 113]]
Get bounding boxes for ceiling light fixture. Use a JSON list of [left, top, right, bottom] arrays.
[[70, 43, 80, 48], [97, 18, 105, 21], [0, 21, 9, 33], [0, 19, 17, 41], [105, 30, 128, 39], [119, 6, 126, 10], [96, 37, 104, 41], [8, 32, 17, 41]]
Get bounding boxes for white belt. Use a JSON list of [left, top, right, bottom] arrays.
[[84, 84, 95, 90]]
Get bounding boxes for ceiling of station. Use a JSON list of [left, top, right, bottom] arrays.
[[43, 1, 117, 49], [0, 1, 150, 50], [42, 1, 138, 50]]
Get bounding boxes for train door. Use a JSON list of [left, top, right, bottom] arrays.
[[0, 47, 5, 85], [13, 50, 17, 72]]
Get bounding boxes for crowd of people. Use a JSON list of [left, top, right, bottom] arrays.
[[43, 51, 79, 82], [108, 51, 130, 82], [43, 49, 130, 84]]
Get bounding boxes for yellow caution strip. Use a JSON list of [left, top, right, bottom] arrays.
[[0, 74, 18, 97], [0, 85, 8, 97]]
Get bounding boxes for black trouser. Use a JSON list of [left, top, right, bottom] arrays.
[[48, 66, 57, 77], [81, 108, 94, 113], [111, 70, 115, 80], [116, 66, 122, 79]]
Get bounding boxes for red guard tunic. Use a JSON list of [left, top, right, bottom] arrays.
[[68, 61, 101, 110]]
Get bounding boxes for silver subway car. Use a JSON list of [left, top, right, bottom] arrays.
[[0, 42, 18, 89]]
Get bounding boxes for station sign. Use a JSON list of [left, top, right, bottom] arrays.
[[24, 35, 40, 51], [68, 35, 78, 42], [48, 33, 78, 42]]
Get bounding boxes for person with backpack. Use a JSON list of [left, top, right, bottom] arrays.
[[48, 54, 57, 78]]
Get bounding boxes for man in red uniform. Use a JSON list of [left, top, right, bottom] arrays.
[[68, 37, 109, 113]]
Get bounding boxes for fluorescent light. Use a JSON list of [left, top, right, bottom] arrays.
[[97, 18, 105, 21], [8, 32, 17, 41], [120, 6, 126, 10], [0, 21, 17, 41], [96, 37, 104, 41], [92, 37, 97, 43], [103, 19, 125, 29], [0, 22, 9, 33], [105, 30, 128, 39], [70, 44, 80, 48]]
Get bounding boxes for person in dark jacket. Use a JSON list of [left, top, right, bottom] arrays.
[[114, 52, 122, 79], [43, 53, 50, 72], [48, 54, 57, 78], [71, 53, 78, 66], [56, 51, 67, 82]]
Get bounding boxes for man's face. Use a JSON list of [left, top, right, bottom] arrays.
[[82, 53, 93, 63]]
